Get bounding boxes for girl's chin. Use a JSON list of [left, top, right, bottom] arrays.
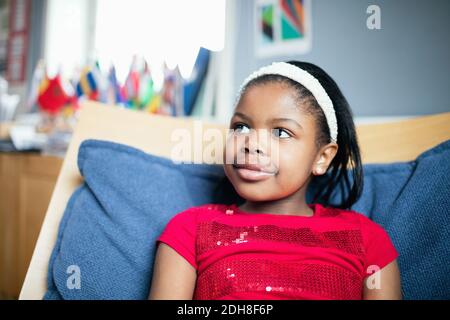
[[232, 183, 277, 202]]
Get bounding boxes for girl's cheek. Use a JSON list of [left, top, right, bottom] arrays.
[[277, 150, 304, 172], [224, 135, 241, 163]]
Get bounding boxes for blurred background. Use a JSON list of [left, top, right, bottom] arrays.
[[0, 0, 449, 299]]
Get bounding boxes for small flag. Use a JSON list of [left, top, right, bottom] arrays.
[[138, 62, 154, 109], [121, 57, 140, 108], [107, 65, 124, 105], [76, 66, 99, 100], [26, 60, 46, 111], [146, 94, 161, 114], [37, 75, 71, 114]]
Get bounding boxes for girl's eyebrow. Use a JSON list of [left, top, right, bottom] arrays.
[[232, 112, 251, 122], [270, 118, 303, 130], [232, 112, 303, 130]]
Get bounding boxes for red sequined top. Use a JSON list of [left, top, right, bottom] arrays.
[[157, 203, 398, 300]]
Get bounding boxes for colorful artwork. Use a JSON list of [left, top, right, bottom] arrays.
[[280, 0, 305, 39], [261, 4, 274, 43], [256, 0, 311, 58]]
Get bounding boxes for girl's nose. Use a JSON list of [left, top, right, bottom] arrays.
[[243, 146, 264, 155], [242, 133, 267, 156]]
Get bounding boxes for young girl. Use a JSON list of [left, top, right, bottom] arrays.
[[149, 61, 401, 300]]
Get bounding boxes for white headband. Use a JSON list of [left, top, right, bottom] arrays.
[[237, 62, 338, 143]]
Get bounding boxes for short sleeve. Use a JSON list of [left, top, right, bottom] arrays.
[[156, 208, 198, 269], [361, 218, 399, 277]]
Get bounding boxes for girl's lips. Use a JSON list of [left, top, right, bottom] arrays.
[[232, 164, 276, 182]]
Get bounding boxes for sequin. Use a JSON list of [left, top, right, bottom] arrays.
[[226, 268, 236, 279], [196, 221, 365, 257], [232, 231, 248, 244], [194, 258, 363, 300]]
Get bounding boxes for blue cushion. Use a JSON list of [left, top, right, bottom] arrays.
[[44, 139, 450, 300], [44, 139, 240, 300], [357, 142, 450, 299]]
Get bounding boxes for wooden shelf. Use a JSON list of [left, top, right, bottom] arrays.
[[0, 153, 63, 299]]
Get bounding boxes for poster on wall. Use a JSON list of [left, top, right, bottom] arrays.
[[255, 0, 312, 58], [6, 0, 30, 84]]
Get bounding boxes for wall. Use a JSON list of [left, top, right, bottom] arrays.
[[229, 0, 450, 121]]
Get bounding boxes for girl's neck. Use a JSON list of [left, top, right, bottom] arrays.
[[239, 197, 313, 217]]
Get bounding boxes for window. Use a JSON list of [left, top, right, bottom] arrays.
[[94, 0, 226, 86], [45, 0, 225, 84]]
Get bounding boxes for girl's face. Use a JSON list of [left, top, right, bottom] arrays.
[[223, 82, 336, 202]]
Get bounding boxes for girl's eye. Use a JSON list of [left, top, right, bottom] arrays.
[[234, 123, 250, 134], [272, 128, 291, 139]]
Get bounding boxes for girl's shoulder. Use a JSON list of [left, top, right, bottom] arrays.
[[315, 204, 365, 222], [334, 206, 390, 236], [171, 203, 233, 222], [319, 205, 387, 232], [321, 206, 394, 252], [181, 203, 232, 214]]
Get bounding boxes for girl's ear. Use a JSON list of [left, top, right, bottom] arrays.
[[313, 143, 338, 176]]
